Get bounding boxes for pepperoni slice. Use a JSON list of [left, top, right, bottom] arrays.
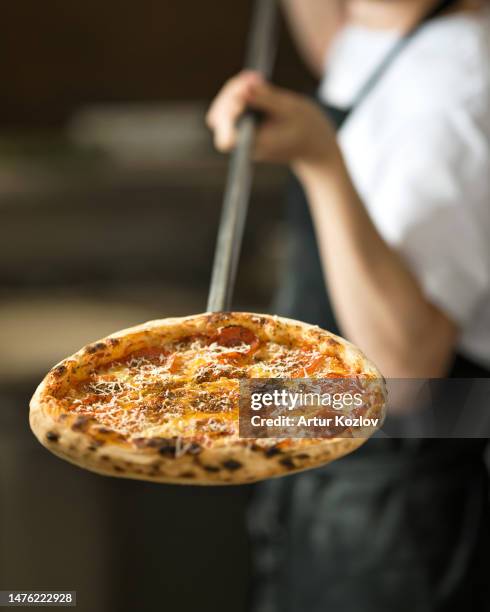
[[291, 354, 327, 378], [304, 355, 325, 375], [214, 326, 258, 347], [212, 325, 260, 361]]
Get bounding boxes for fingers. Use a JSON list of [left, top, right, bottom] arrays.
[[247, 81, 295, 116], [206, 71, 298, 156], [206, 70, 264, 151]]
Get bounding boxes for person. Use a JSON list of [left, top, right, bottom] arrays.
[[207, 1, 490, 610]]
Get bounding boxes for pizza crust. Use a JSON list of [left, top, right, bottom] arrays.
[[29, 312, 386, 485]]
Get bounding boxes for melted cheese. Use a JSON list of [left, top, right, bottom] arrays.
[[60, 326, 346, 445]]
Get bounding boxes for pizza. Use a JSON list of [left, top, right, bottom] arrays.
[[29, 312, 386, 485]]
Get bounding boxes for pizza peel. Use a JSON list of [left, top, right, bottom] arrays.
[[29, 0, 386, 484], [207, 0, 278, 312]]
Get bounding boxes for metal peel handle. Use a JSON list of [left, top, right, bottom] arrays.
[[206, 0, 278, 313]]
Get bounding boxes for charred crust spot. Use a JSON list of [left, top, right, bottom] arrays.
[[87, 439, 104, 451], [158, 439, 177, 457], [85, 342, 106, 354], [96, 427, 114, 435], [114, 466, 125, 473], [51, 364, 67, 378], [250, 443, 262, 452], [265, 446, 282, 458], [92, 428, 124, 442], [107, 338, 120, 347], [133, 437, 181, 457], [279, 457, 296, 470], [180, 471, 195, 479], [295, 453, 310, 460], [187, 442, 202, 455], [250, 314, 267, 324], [100, 455, 110, 462], [46, 431, 59, 443], [143, 438, 201, 457], [71, 415, 92, 432], [203, 465, 220, 473], [222, 459, 242, 471]]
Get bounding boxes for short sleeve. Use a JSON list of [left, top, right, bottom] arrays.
[[369, 107, 490, 326]]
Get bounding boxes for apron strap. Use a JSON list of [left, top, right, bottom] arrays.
[[348, 0, 462, 115]]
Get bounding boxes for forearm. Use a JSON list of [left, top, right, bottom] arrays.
[[207, 74, 458, 377], [281, 0, 343, 76], [297, 156, 457, 377]]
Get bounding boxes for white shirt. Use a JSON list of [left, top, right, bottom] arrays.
[[319, 9, 490, 369]]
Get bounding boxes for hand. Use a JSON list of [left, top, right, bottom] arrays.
[[206, 70, 340, 174]]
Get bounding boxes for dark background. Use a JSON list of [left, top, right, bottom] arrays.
[[0, 2, 314, 611], [0, 1, 313, 127]]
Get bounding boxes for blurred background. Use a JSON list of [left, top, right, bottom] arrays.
[[0, 2, 315, 611]]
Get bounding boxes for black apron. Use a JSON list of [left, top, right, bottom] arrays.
[[249, 2, 490, 611]]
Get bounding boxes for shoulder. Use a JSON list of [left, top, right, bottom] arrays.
[[350, 10, 490, 175], [387, 10, 490, 115]]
